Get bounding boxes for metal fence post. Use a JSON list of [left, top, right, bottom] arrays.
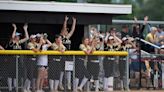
[[85, 56, 89, 92], [126, 50, 129, 91], [64, 56, 66, 92], [73, 55, 76, 92], [16, 56, 19, 92]]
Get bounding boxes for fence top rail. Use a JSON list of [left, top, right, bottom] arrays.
[[0, 50, 128, 56], [136, 37, 161, 49]]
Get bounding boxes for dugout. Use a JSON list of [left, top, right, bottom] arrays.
[[0, 1, 131, 50]]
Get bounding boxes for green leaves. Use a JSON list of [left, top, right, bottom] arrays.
[[141, 0, 164, 21]]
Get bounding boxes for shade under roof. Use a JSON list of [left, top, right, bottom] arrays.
[[0, 1, 132, 24]]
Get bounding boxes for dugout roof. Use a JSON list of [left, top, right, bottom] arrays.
[[0, 1, 132, 24]]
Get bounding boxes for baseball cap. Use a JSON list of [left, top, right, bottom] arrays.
[[15, 32, 21, 36], [160, 45, 164, 49], [30, 35, 36, 39], [36, 33, 42, 38], [122, 37, 128, 41], [128, 37, 135, 41], [108, 36, 114, 40]]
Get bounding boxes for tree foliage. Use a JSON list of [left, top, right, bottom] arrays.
[[141, 0, 164, 21]]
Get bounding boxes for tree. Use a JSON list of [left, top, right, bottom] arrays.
[[113, 0, 141, 20], [141, 0, 164, 21]]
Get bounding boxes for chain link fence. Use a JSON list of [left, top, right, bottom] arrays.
[[0, 53, 163, 92], [0, 54, 128, 92], [129, 53, 164, 90]]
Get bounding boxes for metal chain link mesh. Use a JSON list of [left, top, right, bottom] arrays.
[[0, 54, 163, 92]]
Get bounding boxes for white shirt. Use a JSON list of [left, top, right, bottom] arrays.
[[37, 44, 49, 66], [129, 49, 138, 60]]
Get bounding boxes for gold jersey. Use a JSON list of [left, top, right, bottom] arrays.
[[51, 43, 66, 51]]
